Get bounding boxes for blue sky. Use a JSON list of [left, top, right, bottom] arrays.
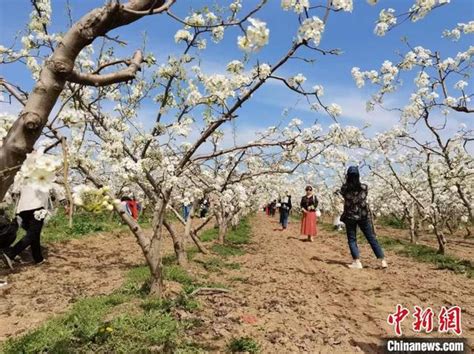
[[1, 0, 473, 143]]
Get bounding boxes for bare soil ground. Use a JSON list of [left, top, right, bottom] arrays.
[[1, 213, 472, 353], [189, 213, 473, 352], [0, 228, 151, 341]]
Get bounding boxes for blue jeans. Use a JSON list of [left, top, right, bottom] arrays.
[[182, 205, 191, 221], [345, 219, 384, 260], [280, 209, 289, 228]]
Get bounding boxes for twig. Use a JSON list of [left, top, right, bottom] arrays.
[[189, 287, 230, 297]]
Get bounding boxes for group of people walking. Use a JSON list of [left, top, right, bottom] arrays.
[[266, 166, 388, 269]]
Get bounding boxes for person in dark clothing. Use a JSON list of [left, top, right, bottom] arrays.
[[199, 197, 209, 218], [269, 200, 277, 217], [0, 210, 18, 251], [278, 193, 292, 230], [339, 166, 387, 269]]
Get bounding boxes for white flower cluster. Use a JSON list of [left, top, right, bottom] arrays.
[[374, 8, 396, 36], [15, 151, 61, 193], [34, 209, 50, 221], [327, 103, 342, 117], [238, 18, 269, 52], [73, 185, 114, 213], [281, 0, 309, 14], [351, 67, 378, 88], [410, 0, 450, 22], [288, 73, 306, 88], [170, 116, 194, 137], [227, 60, 244, 74], [174, 29, 193, 44], [0, 113, 15, 147], [230, 0, 242, 13], [443, 21, 474, 41], [332, 0, 353, 12], [253, 63, 272, 80], [351, 60, 398, 93], [202, 74, 236, 102], [298, 17, 325, 46]]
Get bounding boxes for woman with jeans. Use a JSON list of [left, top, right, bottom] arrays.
[[340, 166, 388, 269]]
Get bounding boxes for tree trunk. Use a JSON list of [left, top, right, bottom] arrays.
[[0, 0, 168, 200], [218, 221, 228, 244], [147, 190, 171, 297], [147, 231, 164, 296], [163, 219, 187, 267], [409, 205, 417, 244], [434, 227, 447, 255]]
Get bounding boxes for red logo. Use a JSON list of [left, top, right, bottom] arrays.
[[387, 304, 410, 336], [387, 305, 462, 336], [438, 306, 462, 335]]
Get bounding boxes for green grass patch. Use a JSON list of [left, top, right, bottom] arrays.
[[379, 236, 473, 278], [226, 218, 252, 245], [39, 209, 153, 244], [211, 244, 245, 257], [1, 260, 204, 354], [195, 257, 240, 272], [378, 215, 407, 229], [200, 228, 218, 242], [227, 337, 261, 353]]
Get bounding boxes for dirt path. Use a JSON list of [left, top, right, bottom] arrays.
[[1, 213, 472, 352], [191, 213, 474, 352], [0, 229, 148, 341]]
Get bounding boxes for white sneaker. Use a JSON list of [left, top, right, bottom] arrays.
[[348, 260, 363, 269], [381, 259, 388, 269], [1, 253, 14, 270]]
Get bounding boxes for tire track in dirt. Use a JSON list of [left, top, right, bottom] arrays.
[[195, 213, 473, 353]]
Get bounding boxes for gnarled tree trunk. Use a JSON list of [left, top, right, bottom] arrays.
[[0, 0, 170, 200]]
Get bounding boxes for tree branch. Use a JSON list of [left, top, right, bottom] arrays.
[[67, 50, 143, 86]]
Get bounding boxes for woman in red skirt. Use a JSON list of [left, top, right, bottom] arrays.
[[300, 185, 318, 242]]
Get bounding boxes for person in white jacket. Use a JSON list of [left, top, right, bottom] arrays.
[[1, 183, 50, 269]]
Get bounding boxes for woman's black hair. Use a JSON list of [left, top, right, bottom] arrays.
[[345, 166, 362, 191]]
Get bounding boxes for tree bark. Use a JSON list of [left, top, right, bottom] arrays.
[[147, 191, 170, 297], [164, 219, 188, 267], [218, 217, 228, 244], [0, 0, 168, 200]]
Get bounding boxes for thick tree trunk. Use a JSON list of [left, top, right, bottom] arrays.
[[147, 193, 170, 297], [409, 205, 418, 244], [218, 220, 228, 244], [434, 226, 447, 255], [147, 231, 164, 296], [164, 219, 187, 267], [0, 0, 168, 200]]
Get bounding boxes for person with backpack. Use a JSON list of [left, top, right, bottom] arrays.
[[339, 166, 387, 269], [300, 186, 318, 242], [2, 183, 51, 269]]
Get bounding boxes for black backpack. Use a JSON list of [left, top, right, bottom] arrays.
[[0, 211, 18, 249]]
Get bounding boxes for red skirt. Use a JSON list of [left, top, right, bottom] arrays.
[[301, 211, 317, 236]]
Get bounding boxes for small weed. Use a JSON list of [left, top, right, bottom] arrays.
[[227, 337, 260, 353]]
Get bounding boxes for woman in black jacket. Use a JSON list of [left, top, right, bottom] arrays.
[[340, 166, 387, 269]]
